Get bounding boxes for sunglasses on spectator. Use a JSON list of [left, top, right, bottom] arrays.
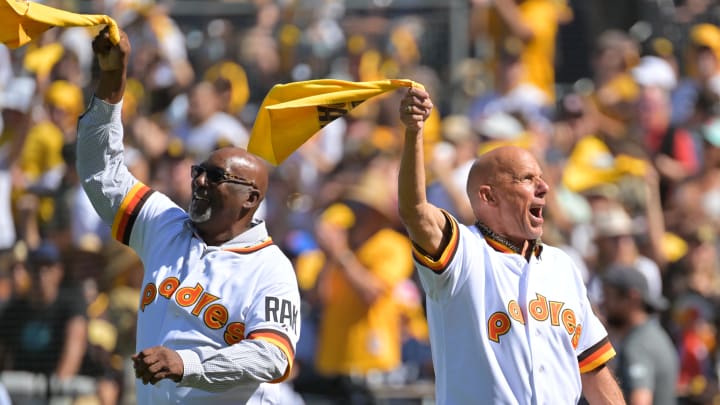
[[191, 164, 257, 188]]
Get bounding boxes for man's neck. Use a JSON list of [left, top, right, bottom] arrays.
[[475, 222, 542, 260]]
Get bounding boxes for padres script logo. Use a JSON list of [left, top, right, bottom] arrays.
[[140, 277, 298, 345], [488, 293, 583, 348]]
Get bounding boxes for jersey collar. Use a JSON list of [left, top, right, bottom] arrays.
[[475, 222, 543, 260]]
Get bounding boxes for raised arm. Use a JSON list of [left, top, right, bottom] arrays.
[[93, 27, 130, 104], [76, 28, 140, 225], [398, 88, 448, 257]]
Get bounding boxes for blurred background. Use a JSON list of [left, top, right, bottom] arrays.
[[1, 0, 720, 404]]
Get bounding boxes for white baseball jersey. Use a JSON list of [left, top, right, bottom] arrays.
[[77, 98, 301, 404], [412, 213, 615, 405]]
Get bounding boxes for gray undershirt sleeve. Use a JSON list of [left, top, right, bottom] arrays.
[[176, 340, 289, 392]]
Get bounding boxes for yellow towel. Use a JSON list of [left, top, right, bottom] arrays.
[[1, 0, 118, 49], [248, 79, 423, 165]]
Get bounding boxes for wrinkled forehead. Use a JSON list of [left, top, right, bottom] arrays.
[[494, 151, 542, 180]]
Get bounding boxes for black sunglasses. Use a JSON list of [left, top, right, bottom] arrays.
[[191, 164, 257, 188]]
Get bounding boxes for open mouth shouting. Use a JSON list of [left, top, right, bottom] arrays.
[[529, 205, 544, 224]]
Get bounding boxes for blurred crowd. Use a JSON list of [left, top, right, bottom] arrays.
[[1, 0, 720, 404]]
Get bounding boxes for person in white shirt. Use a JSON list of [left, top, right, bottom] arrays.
[[77, 27, 301, 405], [397, 86, 625, 404]]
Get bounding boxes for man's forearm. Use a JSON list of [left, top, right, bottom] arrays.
[[398, 128, 428, 223], [176, 339, 289, 392], [95, 69, 126, 104]]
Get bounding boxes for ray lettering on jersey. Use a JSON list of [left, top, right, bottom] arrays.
[[265, 296, 298, 334]]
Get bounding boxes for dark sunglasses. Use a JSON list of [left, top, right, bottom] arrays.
[[191, 165, 257, 188]]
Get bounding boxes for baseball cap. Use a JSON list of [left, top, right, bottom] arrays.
[[690, 23, 720, 53], [27, 241, 61, 266], [593, 206, 640, 238], [474, 112, 524, 141], [631, 55, 677, 91], [603, 265, 668, 311]]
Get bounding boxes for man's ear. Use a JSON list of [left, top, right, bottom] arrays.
[[243, 190, 261, 209], [479, 184, 495, 205]]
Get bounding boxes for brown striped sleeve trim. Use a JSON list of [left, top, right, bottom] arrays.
[[578, 336, 616, 373], [247, 328, 295, 383], [411, 210, 459, 274], [111, 182, 155, 245]]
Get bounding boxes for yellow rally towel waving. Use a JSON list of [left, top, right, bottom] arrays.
[[248, 79, 424, 165], [1, 0, 118, 49]]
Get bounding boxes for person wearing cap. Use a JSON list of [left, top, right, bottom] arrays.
[[171, 80, 250, 161], [589, 29, 641, 139], [15, 80, 85, 247], [631, 56, 700, 203], [309, 158, 418, 402], [588, 203, 664, 308], [601, 265, 679, 405], [0, 240, 89, 383], [398, 87, 624, 404], [672, 23, 720, 126]]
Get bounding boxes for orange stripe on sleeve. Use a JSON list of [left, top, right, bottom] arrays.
[[248, 329, 295, 383], [111, 183, 153, 245], [578, 339, 616, 373], [412, 210, 459, 273]]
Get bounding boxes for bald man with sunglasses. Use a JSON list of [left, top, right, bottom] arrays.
[[76, 28, 301, 404]]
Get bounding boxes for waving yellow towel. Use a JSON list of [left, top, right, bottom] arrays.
[[1, 0, 118, 49], [248, 79, 423, 165]]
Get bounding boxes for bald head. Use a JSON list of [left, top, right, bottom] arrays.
[[211, 147, 269, 200], [466, 146, 546, 226], [189, 147, 271, 245], [467, 146, 535, 197]]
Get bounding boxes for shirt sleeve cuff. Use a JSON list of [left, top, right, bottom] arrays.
[[176, 349, 202, 387], [81, 96, 123, 122]]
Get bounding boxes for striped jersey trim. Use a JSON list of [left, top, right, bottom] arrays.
[[485, 237, 516, 254], [412, 210, 459, 273], [578, 337, 616, 373], [475, 222, 543, 259], [247, 328, 295, 383], [112, 183, 154, 245], [223, 238, 274, 254]]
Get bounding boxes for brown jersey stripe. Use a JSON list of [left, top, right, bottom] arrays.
[[223, 238, 274, 254], [485, 237, 515, 254], [248, 328, 295, 383], [247, 328, 295, 357], [112, 183, 154, 245], [578, 337, 616, 373], [412, 210, 459, 273]]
